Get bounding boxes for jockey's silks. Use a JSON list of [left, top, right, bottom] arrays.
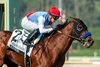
[[27, 12, 52, 26]]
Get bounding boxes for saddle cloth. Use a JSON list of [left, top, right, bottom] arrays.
[[7, 29, 33, 56]]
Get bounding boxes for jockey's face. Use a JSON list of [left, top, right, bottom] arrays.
[[49, 14, 59, 23]]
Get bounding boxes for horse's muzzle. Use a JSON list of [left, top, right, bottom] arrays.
[[83, 39, 94, 48], [81, 36, 94, 48]]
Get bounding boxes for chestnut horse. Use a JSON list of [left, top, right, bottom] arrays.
[[0, 17, 94, 67]]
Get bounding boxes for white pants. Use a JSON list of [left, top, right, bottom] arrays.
[[21, 16, 38, 31]]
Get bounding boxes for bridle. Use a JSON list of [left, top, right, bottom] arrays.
[[57, 17, 92, 44]]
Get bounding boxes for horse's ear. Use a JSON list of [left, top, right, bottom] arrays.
[[66, 17, 72, 23]]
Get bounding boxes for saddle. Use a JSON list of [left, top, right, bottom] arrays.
[[7, 29, 31, 55]]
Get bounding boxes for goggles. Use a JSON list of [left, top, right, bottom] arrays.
[[52, 15, 59, 20]]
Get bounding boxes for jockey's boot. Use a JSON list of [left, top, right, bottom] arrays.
[[23, 29, 39, 46]]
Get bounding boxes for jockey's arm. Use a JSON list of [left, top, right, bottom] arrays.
[[38, 16, 53, 33]]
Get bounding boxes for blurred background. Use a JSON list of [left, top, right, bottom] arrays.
[[0, 0, 100, 67]]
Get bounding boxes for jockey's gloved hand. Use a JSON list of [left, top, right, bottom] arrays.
[[53, 27, 58, 31], [56, 23, 64, 30]]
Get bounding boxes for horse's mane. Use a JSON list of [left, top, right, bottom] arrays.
[[56, 17, 73, 30]]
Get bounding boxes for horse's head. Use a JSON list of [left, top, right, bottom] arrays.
[[68, 17, 94, 48], [59, 17, 94, 48]]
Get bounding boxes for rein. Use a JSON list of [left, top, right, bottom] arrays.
[[36, 27, 91, 55], [57, 30, 82, 41], [57, 30, 91, 42]]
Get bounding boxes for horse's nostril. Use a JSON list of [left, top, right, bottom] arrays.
[[88, 40, 91, 42]]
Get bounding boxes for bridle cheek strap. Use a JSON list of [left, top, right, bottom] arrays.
[[82, 32, 92, 39]]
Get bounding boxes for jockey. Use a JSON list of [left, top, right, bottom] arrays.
[[21, 7, 60, 46]]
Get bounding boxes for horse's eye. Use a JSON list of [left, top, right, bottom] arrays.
[[77, 23, 83, 31]]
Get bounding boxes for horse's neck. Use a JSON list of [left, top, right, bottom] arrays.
[[47, 25, 74, 63]]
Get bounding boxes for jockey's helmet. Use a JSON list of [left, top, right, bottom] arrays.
[[48, 7, 60, 17]]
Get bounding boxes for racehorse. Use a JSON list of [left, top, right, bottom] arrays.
[[0, 17, 94, 67]]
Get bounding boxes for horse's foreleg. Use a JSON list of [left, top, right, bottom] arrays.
[[0, 43, 6, 66], [0, 57, 3, 65]]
